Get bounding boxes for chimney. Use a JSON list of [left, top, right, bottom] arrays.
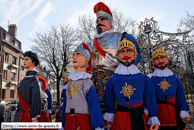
[[8, 24, 17, 38]]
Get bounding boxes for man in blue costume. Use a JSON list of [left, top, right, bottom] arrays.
[[88, 2, 141, 113], [61, 43, 104, 130], [58, 72, 69, 127], [13, 51, 41, 124], [103, 39, 160, 130], [150, 49, 190, 130]]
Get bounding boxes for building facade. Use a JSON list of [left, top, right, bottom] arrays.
[[0, 24, 24, 101]]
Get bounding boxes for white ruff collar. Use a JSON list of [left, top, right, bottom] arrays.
[[115, 64, 140, 75], [94, 30, 115, 38], [69, 71, 92, 80], [152, 68, 174, 77]]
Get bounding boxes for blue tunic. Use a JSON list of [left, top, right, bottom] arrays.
[[151, 75, 189, 111], [105, 73, 158, 117]]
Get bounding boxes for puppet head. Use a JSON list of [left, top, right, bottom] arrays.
[[73, 43, 92, 72], [94, 2, 113, 34], [151, 49, 168, 70], [116, 39, 137, 66]]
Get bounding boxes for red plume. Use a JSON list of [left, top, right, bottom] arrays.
[[38, 76, 47, 90], [81, 43, 92, 73], [93, 2, 113, 18]]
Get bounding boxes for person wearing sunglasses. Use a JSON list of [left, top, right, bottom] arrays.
[[13, 51, 42, 124]]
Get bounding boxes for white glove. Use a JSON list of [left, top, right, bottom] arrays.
[[103, 53, 119, 67]]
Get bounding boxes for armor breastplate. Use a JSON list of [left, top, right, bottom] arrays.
[[88, 32, 123, 67]]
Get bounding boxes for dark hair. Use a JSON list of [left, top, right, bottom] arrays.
[[23, 51, 39, 66]]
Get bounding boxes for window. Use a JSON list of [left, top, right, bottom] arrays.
[[12, 56, 16, 64], [3, 70, 7, 80], [20, 65, 24, 70], [11, 72, 15, 81], [15, 41, 19, 48], [5, 52, 9, 62], [6, 34, 10, 42], [10, 90, 15, 98]]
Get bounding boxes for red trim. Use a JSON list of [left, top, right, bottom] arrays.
[[18, 93, 31, 123], [81, 43, 92, 72], [38, 76, 47, 90], [93, 38, 108, 58]]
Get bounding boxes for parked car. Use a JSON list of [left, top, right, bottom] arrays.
[[4, 98, 18, 111]]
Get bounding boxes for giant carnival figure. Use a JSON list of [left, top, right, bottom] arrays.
[[150, 49, 190, 130], [103, 39, 160, 130], [88, 2, 141, 111], [38, 71, 52, 122], [61, 43, 104, 130], [13, 51, 41, 123], [58, 72, 69, 127]]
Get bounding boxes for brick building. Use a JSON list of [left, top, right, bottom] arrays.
[[0, 24, 25, 100]]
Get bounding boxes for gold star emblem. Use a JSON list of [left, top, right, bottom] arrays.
[[67, 81, 80, 99], [120, 83, 136, 99], [158, 79, 171, 92]]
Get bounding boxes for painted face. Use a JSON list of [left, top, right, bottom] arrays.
[[63, 77, 68, 84], [117, 48, 135, 63], [153, 55, 167, 67], [151, 64, 156, 70], [73, 51, 86, 68], [24, 56, 35, 69], [96, 16, 110, 32]]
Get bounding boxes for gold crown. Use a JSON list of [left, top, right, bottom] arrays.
[[39, 71, 45, 78], [117, 39, 137, 55], [62, 73, 68, 78], [151, 49, 168, 62]]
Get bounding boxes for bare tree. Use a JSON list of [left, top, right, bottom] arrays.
[[177, 11, 194, 51], [177, 11, 194, 32], [31, 23, 78, 105], [77, 8, 138, 43]]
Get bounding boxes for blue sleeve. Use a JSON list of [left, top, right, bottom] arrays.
[[86, 86, 104, 129], [144, 77, 158, 117], [104, 78, 115, 113], [61, 89, 66, 105], [176, 78, 189, 111], [44, 89, 52, 110], [60, 89, 66, 127], [122, 33, 141, 65]]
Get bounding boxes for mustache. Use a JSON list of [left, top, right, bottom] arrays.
[[96, 23, 105, 28], [159, 62, 165, 65], [122, 57, 131, 59]]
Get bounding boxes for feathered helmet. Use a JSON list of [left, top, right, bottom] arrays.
[[94, 2, 113, 30], [38, 71, 47, 90], [74, 43, 92, 72]]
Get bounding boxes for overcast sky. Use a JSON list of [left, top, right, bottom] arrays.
[[0, 0, 193, 52]]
